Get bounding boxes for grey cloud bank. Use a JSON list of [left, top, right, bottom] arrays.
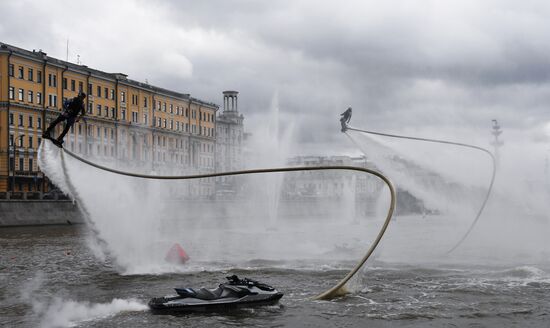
[[1, 0, 550, 153]]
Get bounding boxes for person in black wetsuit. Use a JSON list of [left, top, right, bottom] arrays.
[[340, 107, 352, 132], [43, 92, 86, 146]]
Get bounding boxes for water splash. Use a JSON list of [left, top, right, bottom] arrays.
[[21, 272, 147, 328]]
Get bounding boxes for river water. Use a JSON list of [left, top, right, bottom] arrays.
[[1, 221, 549, 328]]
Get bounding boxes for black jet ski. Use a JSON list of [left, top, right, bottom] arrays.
[[149, 275, 283, 313]]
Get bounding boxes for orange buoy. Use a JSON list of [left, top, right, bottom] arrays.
[[165, 243, 190, 264]]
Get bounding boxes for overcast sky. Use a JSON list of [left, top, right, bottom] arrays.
[[2, 0, 550, 155]]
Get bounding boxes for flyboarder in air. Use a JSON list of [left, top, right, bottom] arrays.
[[340, 107, 352, 132], [43, 92, 86, 147]]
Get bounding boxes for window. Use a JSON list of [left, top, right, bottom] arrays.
[[87, 102, 92, 114], [157, 117, 161, 127], [143, 113, 148, 125], [9, 134, 14, 146], [104, 106, 108, 117], [97, 86, 101, 98], [121, 109, 126, 120], [28, 91, 33, 103], [71, 80, 76, 91], [28, 116, 33, 128], [176, 121, 180, 131], [163, 119, 167, 128], [19, 135, 24, 147], [9, 113, 14, 125], [104, 88, 108, 99], [109, 89, 114, 100], [48, 94, 57, 107], [18, 66, 24, 79], [38, 117, 42, 129], [18, 89, 24, 101], [28, 136, 33, 149], [132, 112, 138, 123], [144, 97, 148, 107], [157, 101, 161, 110], [63, 78, 67, 89], [28, 68, 34, 81], [88, 83, 93, 95], [9, 87, 14, 100], [170, 120, 173, 130], [37, 71, 42, 83], [78, 124, 82, 135], [48, 73, 57, 88], [97, 104, 101, 115], [121, 91, 126, 103], [37, 92, 42, 105], [29, 158, 34, 171], [111, 108, 116, 118], [186, 108, 189, 117], [170, 104, 173, 113], [19, 158, 24, 170], [8, 64, 14, 77], [79, 81, 83, 92], [163, 102, 166, 112]]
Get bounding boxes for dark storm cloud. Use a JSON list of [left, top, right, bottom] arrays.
[[2, 0, 550, 149], [155, 0, 550, 139]]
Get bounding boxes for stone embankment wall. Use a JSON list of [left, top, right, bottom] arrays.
[[0, 197, 379, 227], [0, 200, 83, 226]]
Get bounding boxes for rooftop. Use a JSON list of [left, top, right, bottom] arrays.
[[0, 42, 218, 109]]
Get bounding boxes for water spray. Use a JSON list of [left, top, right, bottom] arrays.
[[340, 110, 496, 253], [42, 143, 396, 300], [58, 149, 113, 261]]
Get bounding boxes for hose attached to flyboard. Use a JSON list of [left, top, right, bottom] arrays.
[[345, 126, 496, 254], [58, 145, 396, 300]]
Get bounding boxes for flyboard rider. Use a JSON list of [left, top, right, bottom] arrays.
[[43, 91, 86, 147], [340, 107, 352, 132]]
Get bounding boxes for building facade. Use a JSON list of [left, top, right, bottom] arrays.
[[283, 155, 384, 217], [0, 43, 218, 198], [215, 91, 244, 172], [215, 91, 245, 194], [284, 155, 382, 198]]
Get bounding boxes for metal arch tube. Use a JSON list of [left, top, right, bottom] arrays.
[[58, 145, 396, 300]]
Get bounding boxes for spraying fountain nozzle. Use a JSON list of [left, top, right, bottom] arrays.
[[340, 107, 352, 132]]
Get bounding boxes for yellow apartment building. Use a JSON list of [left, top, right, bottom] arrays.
[[0, 43, 218, 198]]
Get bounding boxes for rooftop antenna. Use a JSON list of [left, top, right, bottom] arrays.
[[77, 55, 81, 65]]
